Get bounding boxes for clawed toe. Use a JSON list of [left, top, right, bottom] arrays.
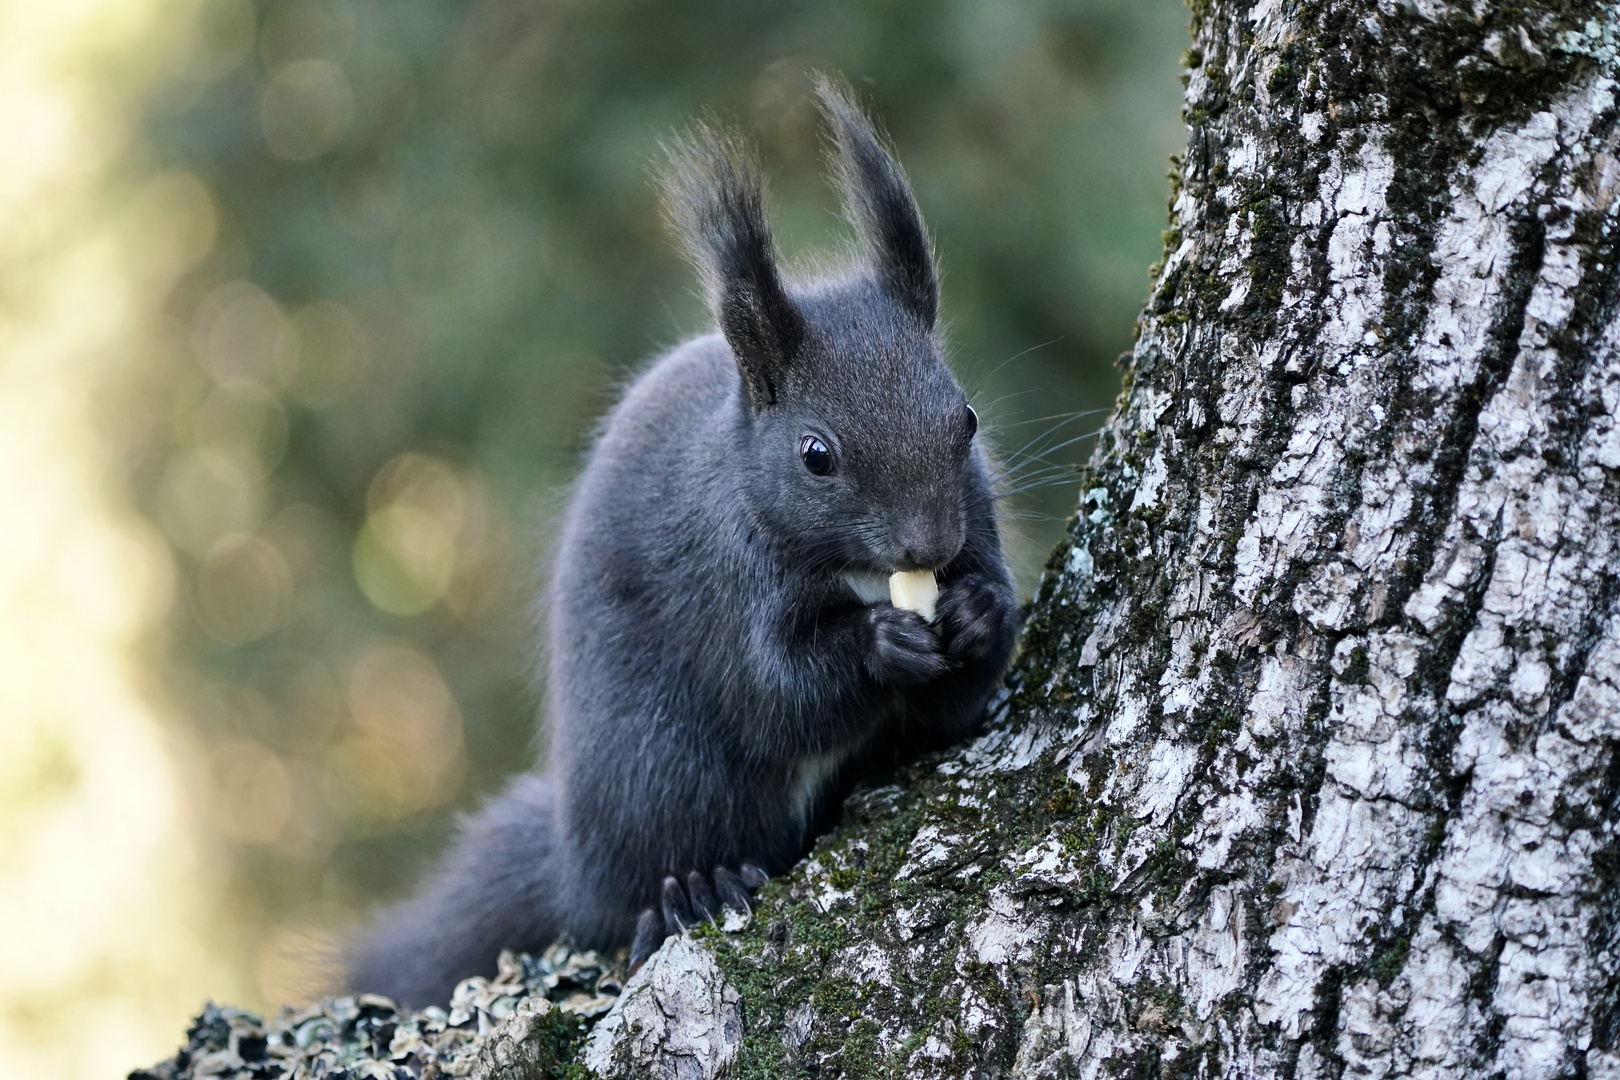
[[661, 875, 694, 931], [632, 863, 770, 971], [629, 907, 662, 972], [686, 870, 720, 923], [712, 866, 751, 913]]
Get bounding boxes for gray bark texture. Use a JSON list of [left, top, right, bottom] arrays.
[[584, 1, 1620, 1077]]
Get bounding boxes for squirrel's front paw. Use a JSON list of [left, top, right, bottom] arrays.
[[864, 605, 948, 684], [937, 573, 1011, 664], [630, 864, 768, 971]]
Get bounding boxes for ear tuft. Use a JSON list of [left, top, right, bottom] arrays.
[[816, 76, 938, 328], [663, 123, 804, 409]]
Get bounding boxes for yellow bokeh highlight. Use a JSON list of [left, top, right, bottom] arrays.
[[324, 645, 466, 823], [354, 452, 467, 616], [0, 0, 263, 1076]]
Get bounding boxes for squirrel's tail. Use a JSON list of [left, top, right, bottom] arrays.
[[347, 774, 562, 1008]]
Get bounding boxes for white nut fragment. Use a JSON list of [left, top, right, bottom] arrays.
[[888, 570, 939, 621]]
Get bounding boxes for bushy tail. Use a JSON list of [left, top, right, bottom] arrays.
[[347, 775, 561, 1008]]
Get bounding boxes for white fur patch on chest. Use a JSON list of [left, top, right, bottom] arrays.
[[840, 569, 890, 606], [790, 749, 849, 828]]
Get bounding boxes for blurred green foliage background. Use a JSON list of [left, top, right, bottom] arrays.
[[132, 0, 1187, 1004]]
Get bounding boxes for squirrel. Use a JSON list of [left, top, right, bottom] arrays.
[[348, 79, 1019, 1007]]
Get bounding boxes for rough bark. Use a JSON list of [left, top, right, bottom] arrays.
[[586, 1, 1620, 1077]]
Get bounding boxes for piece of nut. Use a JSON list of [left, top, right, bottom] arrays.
[[888, 570, 939, 622]]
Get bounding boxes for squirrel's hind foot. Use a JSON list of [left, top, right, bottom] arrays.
[[628, 863, 768, 970]]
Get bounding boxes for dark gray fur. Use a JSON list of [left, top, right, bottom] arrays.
[[349, 80, 1018, 1007]]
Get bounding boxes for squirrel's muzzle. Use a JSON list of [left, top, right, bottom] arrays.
[[887, 512, 963, 572]]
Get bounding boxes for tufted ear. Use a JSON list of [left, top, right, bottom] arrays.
[[664, 124, 805, 410], [817, 77, 938, 328]]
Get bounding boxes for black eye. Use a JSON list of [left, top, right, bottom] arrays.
[[964, 403, 978, 440], [799, 435, 834, 476]]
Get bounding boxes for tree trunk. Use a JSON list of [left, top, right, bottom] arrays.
[[585, 2, 1620, 1077]]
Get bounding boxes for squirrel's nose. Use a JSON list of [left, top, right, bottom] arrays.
[[891, 517, 962, 571]]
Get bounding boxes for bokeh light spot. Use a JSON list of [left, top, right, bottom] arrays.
[[180, 0, 255, 83], [260, 60, 354, 162], [258, 0, 352, 70], [324, 646, 465, 821], [353, 453, 466, 616], [193, 381, 289, 479], [289, 301, 370, 408], [155, 447, 265, 555], [191, 280, 298, 388], [208, 741, 294, 844], [195, 533, 293, 645], [126, 171, 217, 285]]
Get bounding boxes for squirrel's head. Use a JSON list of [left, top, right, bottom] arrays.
[[664, 79, 983, 575]]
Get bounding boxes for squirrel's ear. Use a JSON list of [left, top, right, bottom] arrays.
[[817, 77, 938, 329], [664, 124, 804, 410]]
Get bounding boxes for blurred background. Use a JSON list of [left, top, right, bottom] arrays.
[[0, 0, 1186, 1075]]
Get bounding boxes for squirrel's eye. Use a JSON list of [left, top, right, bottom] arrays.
[[964, 403, 978, 440], [799, 435, 834, 476]]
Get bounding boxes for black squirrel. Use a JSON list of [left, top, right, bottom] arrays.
[[348, 80, 1018, 1007]]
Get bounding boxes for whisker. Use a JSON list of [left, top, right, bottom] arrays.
[[996, 407, 1113, 429], [995, 507, 1070, 522], [991, 412, 1105, 468], [994, 480, 1082, 503], [962, 337, 1065, 397], [994, 470, 1066, 496], [993, 427, 1108, 475], [969, 387, 1046, 412]]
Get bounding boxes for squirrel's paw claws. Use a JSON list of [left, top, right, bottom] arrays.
[[661, 875, 694, 932], [629, 907, 663, 973], [712, 866, 752, 914], [652, 864, 769, 945], [686, 870, 721, 926]]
